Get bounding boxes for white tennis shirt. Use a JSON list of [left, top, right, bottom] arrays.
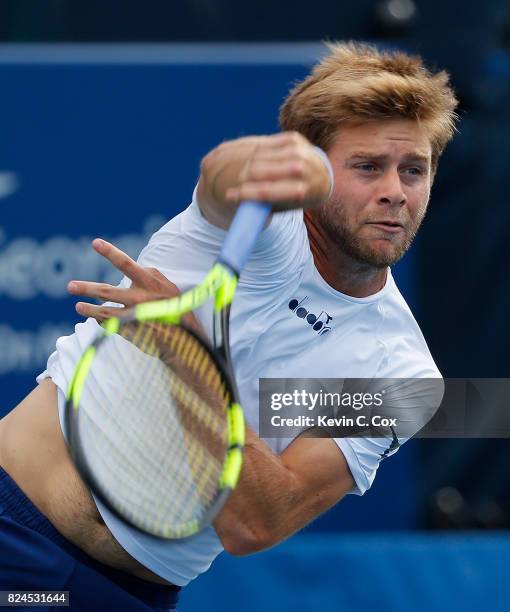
[[38, 191, 441, 586]]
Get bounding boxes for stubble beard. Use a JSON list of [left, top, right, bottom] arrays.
[[318, 196, 427, 268]]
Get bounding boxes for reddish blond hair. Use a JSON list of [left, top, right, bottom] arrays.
[[279, 41, 459, 171]]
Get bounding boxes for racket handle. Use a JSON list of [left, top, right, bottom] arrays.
[[218, 201, 271, 275]]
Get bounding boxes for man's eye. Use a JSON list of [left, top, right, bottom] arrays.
[[402, 167, 423, 176], [357, 163, 377, 172]]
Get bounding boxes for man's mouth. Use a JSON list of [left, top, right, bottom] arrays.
[[366, 221, 404, 234]]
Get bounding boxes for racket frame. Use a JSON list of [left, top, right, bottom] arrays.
[[65, 265, 245, 539], [65, 200, 270, 538]]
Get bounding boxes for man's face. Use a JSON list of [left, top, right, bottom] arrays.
[[320, 119, 432, 268]]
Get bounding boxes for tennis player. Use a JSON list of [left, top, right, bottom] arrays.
[[0, 42, 458, 610]]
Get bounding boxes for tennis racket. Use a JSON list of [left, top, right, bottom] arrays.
[[65, 201, 270, 539]]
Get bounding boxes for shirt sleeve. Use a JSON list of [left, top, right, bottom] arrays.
[[334, 369, 444, 496]]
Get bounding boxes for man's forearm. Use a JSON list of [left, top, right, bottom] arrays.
[[213, 421, 354, 557], [213, 426, 301, 555]]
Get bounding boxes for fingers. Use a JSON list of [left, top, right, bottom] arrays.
[[69, 240, 185, 322], [75, 302, 126, 323], [226, 132, 331, 209], [67, 280, 135, 306], [226, 180, 308, 207], [91, 239, 148, 284], [67, 239, 160, 304], [238, 158, 308, 183]]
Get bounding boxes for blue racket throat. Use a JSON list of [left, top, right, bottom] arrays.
[[218, 201, 271, 275]]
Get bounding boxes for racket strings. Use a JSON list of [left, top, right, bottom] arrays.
[[142, 323, 230, 510], [81, 340, 215, 531], [80, 340, 190, 520], [75, 320, 231, 537], [119, 322, 229, 522]]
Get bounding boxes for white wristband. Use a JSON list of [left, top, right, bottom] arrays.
[[312, 146, 334, 200]]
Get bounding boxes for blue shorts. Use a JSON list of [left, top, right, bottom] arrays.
[[0, 467, 180, 611]]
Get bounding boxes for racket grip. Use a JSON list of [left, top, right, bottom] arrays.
[[218, 201, 271, 275]]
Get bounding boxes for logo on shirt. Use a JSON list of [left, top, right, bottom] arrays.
[[288, 297, 332, 335]]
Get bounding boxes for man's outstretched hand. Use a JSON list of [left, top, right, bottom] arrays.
[[68, 238, 181, 323]]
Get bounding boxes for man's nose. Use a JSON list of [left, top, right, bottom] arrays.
[[376, 169, 407, 206]]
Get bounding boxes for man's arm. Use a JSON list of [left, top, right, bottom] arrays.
[[197, 131, 332, 229], [214, 428, 353, 556], [68, 243, 355, 556]]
